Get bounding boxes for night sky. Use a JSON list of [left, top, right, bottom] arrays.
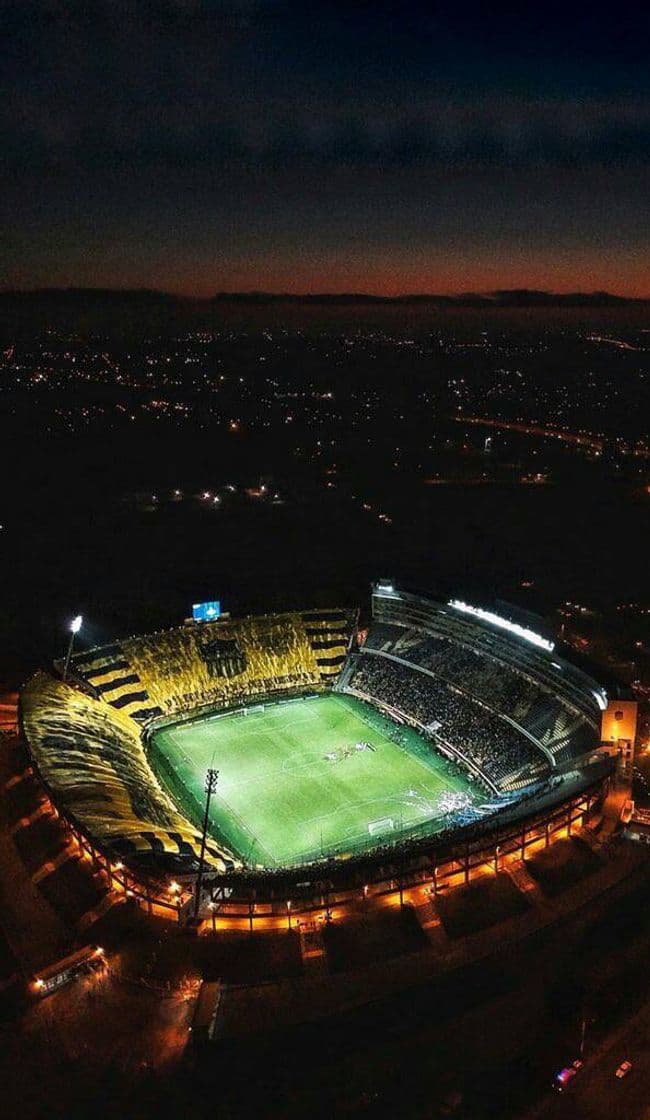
[[2, 1, 650, 296]]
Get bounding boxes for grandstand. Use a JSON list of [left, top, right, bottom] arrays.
[[364, 585, 602, 770], [70, 610, 352, 721], [344, 655, 548, 790], [20, 671, 234, 872]]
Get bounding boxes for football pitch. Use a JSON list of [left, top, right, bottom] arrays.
[[150, 693, 474, 867]]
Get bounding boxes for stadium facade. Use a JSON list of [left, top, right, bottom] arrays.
[[19, 585, 630, 922]]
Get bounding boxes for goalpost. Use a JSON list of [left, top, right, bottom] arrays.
[[368, 817, 394, 836]]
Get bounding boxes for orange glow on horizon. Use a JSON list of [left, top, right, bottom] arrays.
[[153, 270, 650, 301], [150, 247, 650, 301], [16, 251, 650, 302]]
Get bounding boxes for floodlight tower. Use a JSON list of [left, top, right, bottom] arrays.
[[62, 615, 83, 682], [194, 767, 219, 920]]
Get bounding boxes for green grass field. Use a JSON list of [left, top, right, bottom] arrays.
[[151, 693, 474, 867]]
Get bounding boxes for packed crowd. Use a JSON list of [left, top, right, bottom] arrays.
[[348, 655, 549, 789], [363, 622, 598, 763], [373, 601, 601, 720]]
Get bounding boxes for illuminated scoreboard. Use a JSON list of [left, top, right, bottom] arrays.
[[192, 601, 221, 622]]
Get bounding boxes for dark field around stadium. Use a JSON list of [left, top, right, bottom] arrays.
[[2, 468, 647, 690], [151, 694, 472, 866]]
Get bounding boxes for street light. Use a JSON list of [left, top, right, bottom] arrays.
[[62, 615, 83, 681]]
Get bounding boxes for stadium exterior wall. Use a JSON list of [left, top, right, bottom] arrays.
[[21, 705, 613, 923], [198, 761, 613, 914]]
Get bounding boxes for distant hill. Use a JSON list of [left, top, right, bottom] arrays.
[[0, 287, 647, 308], [0, 286, 647, 341], [208, 289, 647, 307]]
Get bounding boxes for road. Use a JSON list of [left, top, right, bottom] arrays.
[[528, 996, 650, 1120]]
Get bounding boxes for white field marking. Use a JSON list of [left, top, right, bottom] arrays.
[[225, 775, 446, 828], [168, 697, 365, 753], [185, 712, 381, 785], [164, 696, 350, 748], [223, 700, 338, 730], [224, 711, 323, 737], [183, 721, 456, 796], [214, 756, 445, 822], [160, 703, 331, 755], [248, 802, 401, 864], [217, 782, 447, 865], [163, 716, 340, 779], [214, 724, 388, 785], [202, 778, 446, 860], [297, 787, 440, 834], [155, 753, 277, 866], [216, 752, 358, 791], [159, 699, 468, 826]]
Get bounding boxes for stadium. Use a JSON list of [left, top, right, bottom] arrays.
[[19, 582, 623, 925]]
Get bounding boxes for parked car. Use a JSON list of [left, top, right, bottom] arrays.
[[615, 1060, 633, 1079]]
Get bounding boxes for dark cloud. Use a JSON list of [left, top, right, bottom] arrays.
[[1, 1, 649, 292]]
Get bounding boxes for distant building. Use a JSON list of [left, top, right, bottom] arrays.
[[600, 698, 638, 775]]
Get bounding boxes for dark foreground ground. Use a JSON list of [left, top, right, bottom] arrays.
[[0, 721, 648, 1120], [1, 829, 648, 1120]]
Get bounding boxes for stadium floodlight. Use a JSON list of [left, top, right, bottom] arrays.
[[62, 615, 83, 681], [193, 768, 219, 920], [448, 599, 555, 653]]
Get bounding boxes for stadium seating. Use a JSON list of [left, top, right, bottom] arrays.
[[71, 610, 353, 722], [372, 590, 603, 726], [21, 595, 603, 879], [365, 596, 601, 767], [20, 672, 235, 871], [346, 654, 550, 790]]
